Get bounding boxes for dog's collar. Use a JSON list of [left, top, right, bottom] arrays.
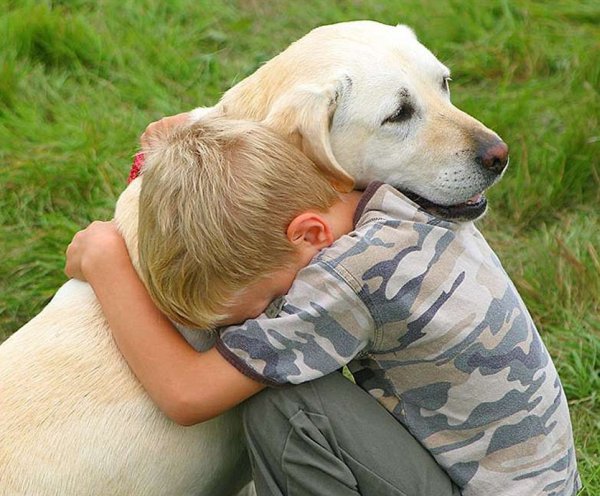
[[128, 152, 145, 184]]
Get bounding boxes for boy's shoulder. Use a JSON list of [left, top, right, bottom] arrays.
[[352, 182, 455, 230], [313, 182, 473, 280]]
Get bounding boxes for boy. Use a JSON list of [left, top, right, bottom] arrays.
[[66, 117, 580, 496]]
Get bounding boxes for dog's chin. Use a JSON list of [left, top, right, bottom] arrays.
[[402, 191, 488, 221]]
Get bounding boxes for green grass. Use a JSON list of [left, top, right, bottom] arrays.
[[1, 0, 598, 492]]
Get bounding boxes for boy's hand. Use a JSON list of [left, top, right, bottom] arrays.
[[65, 221, 129, 282], [140, 112, 191, 148]]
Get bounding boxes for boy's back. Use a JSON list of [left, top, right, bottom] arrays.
[[218, 182, 580, 495]]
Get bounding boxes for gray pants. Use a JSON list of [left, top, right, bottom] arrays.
[[242, 372, 460, 496]]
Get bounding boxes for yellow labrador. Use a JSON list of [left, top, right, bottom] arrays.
[[0, 20, 507, 495]]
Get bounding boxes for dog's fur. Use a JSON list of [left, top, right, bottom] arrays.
[[0, 21, 506, 495]]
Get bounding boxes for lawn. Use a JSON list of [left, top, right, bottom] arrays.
[[0, 0, 598, 493]]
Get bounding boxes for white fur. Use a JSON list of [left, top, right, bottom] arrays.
[[0, 20, 503, 495], [0, 182, 251, 495]]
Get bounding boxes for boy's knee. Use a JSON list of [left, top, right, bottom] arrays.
[[242, 386, 314, 462], [243, 388, 285, 438], [244, 386, 297, 425], [243, 374, 352, 432], [243, 389, 273, 432], [242, 383, 319, 440]]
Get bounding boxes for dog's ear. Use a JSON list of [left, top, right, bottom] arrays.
[[262, 80, 355, 192]]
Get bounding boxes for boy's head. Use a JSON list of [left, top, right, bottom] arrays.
[[138, 117, 341, 329]]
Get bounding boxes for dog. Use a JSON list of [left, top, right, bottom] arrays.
[[0, 20, 508, 495]]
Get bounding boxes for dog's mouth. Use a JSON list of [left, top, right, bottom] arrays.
[[402, 191, 488, 221]]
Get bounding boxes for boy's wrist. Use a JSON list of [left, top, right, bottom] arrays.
[[82, 234, 131, 284]]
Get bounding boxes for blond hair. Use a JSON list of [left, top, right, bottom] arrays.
[[138, 117, 339, 329]]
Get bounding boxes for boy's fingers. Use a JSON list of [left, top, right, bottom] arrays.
[[140, 112, 191, 147], [140, 121, 159, 147], [141, 118, 168, 147], [64, 221, 118, 280]]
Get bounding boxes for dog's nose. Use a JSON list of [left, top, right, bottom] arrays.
[[478, 140, 509, 174]]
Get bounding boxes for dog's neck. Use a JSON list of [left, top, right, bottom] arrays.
[[113, 178, 143, 276]]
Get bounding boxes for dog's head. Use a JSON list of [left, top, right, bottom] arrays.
[[220, 20, 509, 221]]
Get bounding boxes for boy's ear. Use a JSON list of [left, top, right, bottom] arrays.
[[287, 213, 334, 250]]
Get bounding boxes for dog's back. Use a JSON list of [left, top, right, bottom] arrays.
[[0, 180, 250, 496]]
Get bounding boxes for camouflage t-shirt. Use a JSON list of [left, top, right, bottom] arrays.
[[217, 183, 581, 496]]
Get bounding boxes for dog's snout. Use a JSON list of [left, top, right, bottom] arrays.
[[477, 139, 509, 174]]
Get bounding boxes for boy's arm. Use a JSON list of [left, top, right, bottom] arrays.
[[216, 259, 374, 387], [65, 221, 264, 426]]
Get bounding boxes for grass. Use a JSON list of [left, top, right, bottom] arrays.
[[0, 0, 598, 492]]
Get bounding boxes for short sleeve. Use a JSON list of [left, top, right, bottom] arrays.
[[216, 261, 374, 386]]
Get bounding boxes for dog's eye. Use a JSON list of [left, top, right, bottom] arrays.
[[383, 103, 415, 125], [442, 76, 452, 92]]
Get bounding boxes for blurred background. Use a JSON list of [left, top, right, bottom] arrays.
[[0, 0, 598, 492]]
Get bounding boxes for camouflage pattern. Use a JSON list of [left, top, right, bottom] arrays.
[[217, 183, 580, 495]]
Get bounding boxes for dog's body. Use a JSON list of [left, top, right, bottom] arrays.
[[0, 21, 507, 495], [0, 181, 252, 496]]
